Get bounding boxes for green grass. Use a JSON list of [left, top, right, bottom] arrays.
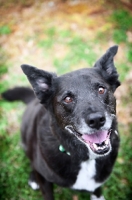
[[0, 25, 11, 35], [127, 44, 132, 63], [0, 49, 8, 77], [111, 9, 132, 82], [96, 9, 132, 82], [110, 10, 132, 44], [38, 28, 97, 75], [116, 63, 130, 81], [0, 100, 42, 200], [53, 35, 97, 74], [104, 129, 132, 200], [111, 10, 132, 32]]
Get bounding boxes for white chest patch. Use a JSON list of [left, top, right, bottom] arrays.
[[71, 159, 103, 192]]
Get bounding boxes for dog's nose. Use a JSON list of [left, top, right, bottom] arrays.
[[87, 112, 106, 129]]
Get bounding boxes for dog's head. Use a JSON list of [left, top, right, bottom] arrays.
[[21, 46, 120, 159]]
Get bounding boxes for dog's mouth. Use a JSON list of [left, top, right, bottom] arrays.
[[65, 125, 111, 155], [81, 130, 111, 155]]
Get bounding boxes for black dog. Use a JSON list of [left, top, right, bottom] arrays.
[[2, 46, 120, 200]]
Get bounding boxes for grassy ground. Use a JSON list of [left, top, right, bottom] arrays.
[[0, 1, 132, 199]]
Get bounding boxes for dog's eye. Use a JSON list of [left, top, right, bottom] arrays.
[[64, 96, 73, 103], [98, 87, 105, 94]]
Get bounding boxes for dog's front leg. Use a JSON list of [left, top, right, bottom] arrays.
[[36, 171, 54, 200], [90, 187, 105, 200]]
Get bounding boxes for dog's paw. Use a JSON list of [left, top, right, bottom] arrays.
[[28, 180, 40, 190], [90, 194, 105, 200]]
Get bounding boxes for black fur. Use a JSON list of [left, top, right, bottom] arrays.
[[2, 46, 120, 200], [2, 87, 35, 104]]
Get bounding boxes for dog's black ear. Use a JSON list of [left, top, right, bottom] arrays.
[[94, 45, 120, 92], [21, 64, 57, 104]]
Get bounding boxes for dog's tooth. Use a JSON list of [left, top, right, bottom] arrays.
[[105, 139, 109, 145], [93, 143, 98, 150]]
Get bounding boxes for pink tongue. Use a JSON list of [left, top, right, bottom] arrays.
[[82, 131, 108, 144]]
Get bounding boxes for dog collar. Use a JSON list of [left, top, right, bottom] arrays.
[[59, 145, 70, 156]]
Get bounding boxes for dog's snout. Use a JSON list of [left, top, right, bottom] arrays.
[[87, 112, 106, 129]]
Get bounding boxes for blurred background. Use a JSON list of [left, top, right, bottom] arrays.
[[0, 0, 132, 199]]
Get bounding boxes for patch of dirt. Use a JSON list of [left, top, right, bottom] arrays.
[[0, 0, 118, 71]]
